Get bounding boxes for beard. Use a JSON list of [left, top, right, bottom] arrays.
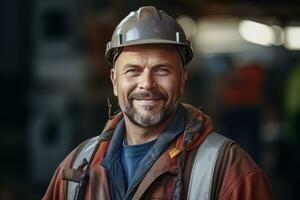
[[119, 90, 179, 128]]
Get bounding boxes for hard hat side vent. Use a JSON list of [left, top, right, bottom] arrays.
[[176, 32, 180, 42], [117, 34, 123, 45]]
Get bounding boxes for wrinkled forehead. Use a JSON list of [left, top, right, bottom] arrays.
[[115, 44, 182, 68]]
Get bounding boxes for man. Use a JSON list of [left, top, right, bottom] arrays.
[[43, 6, 276, 200]]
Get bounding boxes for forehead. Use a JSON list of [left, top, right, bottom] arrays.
[[115, 44, 182, 67]]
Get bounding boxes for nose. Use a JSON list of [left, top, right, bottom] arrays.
[[138, 69, 156, 90]]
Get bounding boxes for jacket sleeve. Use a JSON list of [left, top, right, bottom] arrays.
[[42, 144, 84, 200], [219, 144, 276, 200], [42, 162, 66, 200]]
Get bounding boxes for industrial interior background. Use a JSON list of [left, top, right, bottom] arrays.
[[1, 0, 300, 199]]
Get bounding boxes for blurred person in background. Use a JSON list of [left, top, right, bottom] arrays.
[[219, 63, 265, 162], [43, 6, 275, 200]]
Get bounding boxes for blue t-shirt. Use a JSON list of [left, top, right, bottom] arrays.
[[121, 139, 156, 186]]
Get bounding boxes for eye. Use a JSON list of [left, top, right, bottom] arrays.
[[155, 67, 170, 75], [125, 68, 140, 75]]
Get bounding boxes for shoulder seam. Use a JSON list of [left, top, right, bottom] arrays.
[[224, 169, 260, 200]]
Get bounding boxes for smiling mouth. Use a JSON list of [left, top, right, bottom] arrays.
[[133, 98, 163, 105]]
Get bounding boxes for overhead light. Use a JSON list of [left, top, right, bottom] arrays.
[[195, 18, 248, 53], [284, 26, 300, 50], [272, 25, 284, 46], [239, 20, 275, 46], [177, 15, 197, 39]]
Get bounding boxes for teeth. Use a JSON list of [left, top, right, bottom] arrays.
[[135, 99, 160, 102]]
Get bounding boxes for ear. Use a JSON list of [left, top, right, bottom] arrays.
[[180, 69, 188, 96], [110, 68, 118, 96]]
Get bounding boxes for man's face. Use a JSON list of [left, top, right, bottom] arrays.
[[110, 44, 188, 128]]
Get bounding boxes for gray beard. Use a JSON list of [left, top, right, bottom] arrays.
[[119, 100, 178, 128]]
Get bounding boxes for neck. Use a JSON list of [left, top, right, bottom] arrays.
[[123, 111, 176, 145]]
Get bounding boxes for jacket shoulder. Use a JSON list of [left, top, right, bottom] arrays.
[[42, 137, 97, 200]]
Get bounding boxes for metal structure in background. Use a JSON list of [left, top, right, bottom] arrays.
[[28, 0, 86, 185]]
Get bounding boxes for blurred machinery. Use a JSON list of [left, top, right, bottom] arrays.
[[28, 0, 87, 185]]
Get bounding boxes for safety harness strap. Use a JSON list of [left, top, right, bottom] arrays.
[[187, 132, 232, 200], [65, 132, 232, 200], [67, 136, 99, 200]]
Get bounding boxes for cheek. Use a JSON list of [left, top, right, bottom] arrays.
[[157, 77, 181, 98], [116, 78, 136, 98]]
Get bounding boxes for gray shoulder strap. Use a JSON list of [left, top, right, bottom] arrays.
[[187, 132, 229, 200], [67, 136, 99, 200]]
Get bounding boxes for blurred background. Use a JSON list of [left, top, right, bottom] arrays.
[[0, 0, 299, 199]]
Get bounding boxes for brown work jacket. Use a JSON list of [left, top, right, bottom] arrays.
[[43, 103, 276, 200]]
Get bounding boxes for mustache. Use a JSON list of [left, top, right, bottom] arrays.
[[128, 90, 168, 100]]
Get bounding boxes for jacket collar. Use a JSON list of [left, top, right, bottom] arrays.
[[101, 118, 125, 169], [99, 103, 213, 199], [101, 105, 185, 169], [100, 103, 214, 167]]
